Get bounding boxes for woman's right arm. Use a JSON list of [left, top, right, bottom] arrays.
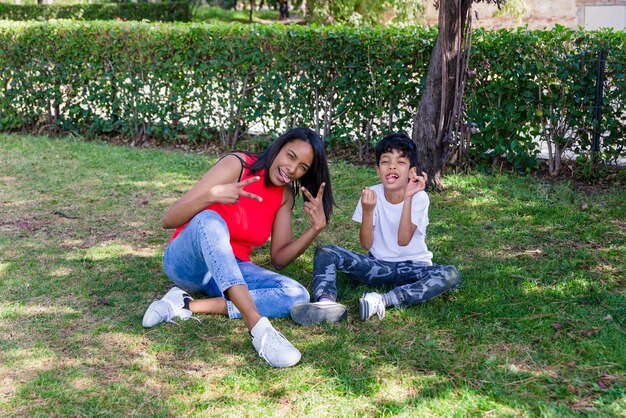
[[161, 154, 261, 229]]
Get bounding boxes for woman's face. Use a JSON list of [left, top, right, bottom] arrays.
[[268, 139, 314, 187]]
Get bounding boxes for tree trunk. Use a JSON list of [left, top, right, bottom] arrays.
[[412, 0, 472, 190]]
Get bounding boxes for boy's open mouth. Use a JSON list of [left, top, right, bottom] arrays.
[[385, 173, 399, 184]]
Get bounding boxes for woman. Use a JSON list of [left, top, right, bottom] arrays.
[[142, 127, 334, 368]]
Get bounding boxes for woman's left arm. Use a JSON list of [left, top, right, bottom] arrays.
[[270, 183, 327, 270]]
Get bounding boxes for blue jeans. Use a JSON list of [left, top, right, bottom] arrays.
[[313, 244, 460, 307], [163, 210, 310, 319]]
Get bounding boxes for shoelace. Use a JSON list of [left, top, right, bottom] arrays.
[[165, 316, 202, 326], [160, 306, 202, 326], [374, 297, 386, 320], [256, 329, 288, 361], [376, 305, 386, 320]]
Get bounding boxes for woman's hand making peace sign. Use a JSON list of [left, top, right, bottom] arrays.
[[162, 154, 262, 229], [300, 183, 327, 232], [210, 176, 263, 204]]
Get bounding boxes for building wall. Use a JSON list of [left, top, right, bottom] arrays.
[[423, 0, 578, 30], [576, 0, 626, 4], [577, 0, 626, 30]]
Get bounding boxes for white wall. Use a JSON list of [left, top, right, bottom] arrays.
[[579, 5, 626, 30], [423, 0, 578, 29]]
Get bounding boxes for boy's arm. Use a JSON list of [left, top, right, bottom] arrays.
[[398, 171, 428, 246], [398, 197, 417, 246], [359, 188, 376, 250]]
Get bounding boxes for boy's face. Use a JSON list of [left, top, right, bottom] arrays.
[[375, 149, 416, 192]]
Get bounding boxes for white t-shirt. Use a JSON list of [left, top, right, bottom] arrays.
[[352, 183, 433, 264]]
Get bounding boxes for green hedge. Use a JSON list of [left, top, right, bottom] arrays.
[[0, 21, 624, 169], [0, 2, 192, 22], [467, 26, 625, 170]]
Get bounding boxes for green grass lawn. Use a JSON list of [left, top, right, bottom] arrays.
[[0, 134, 624, 416], [193, 5, 281, 23]]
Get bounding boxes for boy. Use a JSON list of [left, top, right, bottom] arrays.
[[290, 133, 460, 325]]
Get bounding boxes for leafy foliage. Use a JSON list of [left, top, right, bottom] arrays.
[[306, 0, 425, 26], [0, 2, 193, 22], [0, 21, 624, 175], [465, 26, 625, 172], [492, 0, 528, 21], [0, 21, 434, 150]]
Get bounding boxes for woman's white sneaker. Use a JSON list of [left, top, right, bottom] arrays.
[[142, 287, 194, 327], [250, 317, 301, 368]]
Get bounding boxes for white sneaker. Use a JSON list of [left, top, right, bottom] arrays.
[[142, 287, 195, 327], [290, 301, 347, 326], [250, 317, 301, 368], [359, 292, 386, 321]]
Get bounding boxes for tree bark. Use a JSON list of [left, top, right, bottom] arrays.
[[412, 0, 472, 190]]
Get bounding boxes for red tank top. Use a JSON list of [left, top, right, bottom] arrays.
[[170, 154, 284, 262]]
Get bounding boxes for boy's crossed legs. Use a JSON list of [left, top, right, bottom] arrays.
[[291, 244, 460, 325]]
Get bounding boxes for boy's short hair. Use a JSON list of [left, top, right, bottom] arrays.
[[375, 133, 418, 168]]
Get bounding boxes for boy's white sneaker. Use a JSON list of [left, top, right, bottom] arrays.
[[290, 301, 348, 326], [142, 287, 194, 327], [359, 292, 386, 321], [251, 317, 301, 368]]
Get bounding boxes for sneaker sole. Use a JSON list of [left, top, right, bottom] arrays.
[[358, 298, 369, 321], [290, 303, 347, 326], [269, 350, 302, 368]]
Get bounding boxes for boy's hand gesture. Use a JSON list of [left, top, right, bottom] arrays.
[[405, 171, 428, 199], [361, 188, 377, 213]]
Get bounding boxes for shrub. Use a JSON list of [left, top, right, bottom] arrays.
[[0, 21, 623, 174], [0, 2, 193, 22]]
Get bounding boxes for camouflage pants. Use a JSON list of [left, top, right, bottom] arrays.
[[312, 244, 460, 308]]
